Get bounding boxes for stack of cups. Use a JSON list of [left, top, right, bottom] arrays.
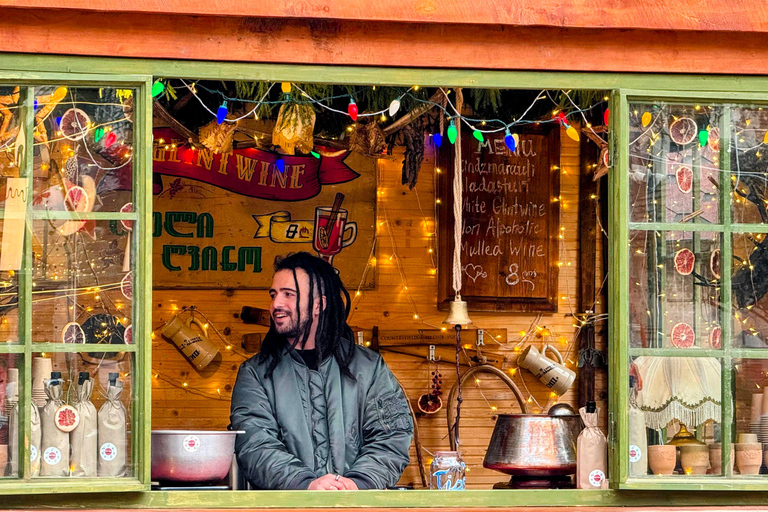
[[31, 357, 51, 407], [4, 368, 18, 415], [760, 391, 768, 444], [751, 392, 763, 438]]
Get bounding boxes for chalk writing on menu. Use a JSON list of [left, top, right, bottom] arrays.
[[438, 126, 560, 312]]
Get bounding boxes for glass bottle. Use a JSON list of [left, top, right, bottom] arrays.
[[430, 451, 466, 490]]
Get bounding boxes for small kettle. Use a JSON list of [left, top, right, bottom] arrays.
[[161, 315, 219, 370]]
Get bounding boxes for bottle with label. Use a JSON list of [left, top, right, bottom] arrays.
[[576, 401, 608, 489], [97, 373, 127, 477], [40, 372, 70, 477], [71, 372, 98, 477], [629, 375, 648, 476]]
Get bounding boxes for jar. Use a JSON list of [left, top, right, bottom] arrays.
[[430, 451, 466, 490]]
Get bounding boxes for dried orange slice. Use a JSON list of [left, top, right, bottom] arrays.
[[675, 165, 693, 193], [669, 116, 697, 145], [64, 185, 89, 212], [121, 272, 132, 300], [708, 127, 720, 152], [55, 405, 80, 433], [417, 393, 443, 414], [674, 248, 695, 275], [671, 322, 695, 348], [60, 108, 90, 141], [710, 249, 721, 279], [709, 325, 722, 349], [62, 321, 85, 344], [120, 202, 133, 232], [123, 324, 132, 344]]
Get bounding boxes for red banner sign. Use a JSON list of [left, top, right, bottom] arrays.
[[152, 129, 359, 201]]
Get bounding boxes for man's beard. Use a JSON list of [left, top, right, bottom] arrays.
[[274, 311, 312, 343]]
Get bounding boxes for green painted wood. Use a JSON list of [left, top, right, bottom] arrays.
[[19, 86, 34, 483], [9, 53, 768, 93], [628, 348, 723, 357], [0, 71, 150, 86], [28, 343, 137, 353], [135, 77, 154, 489], [29, 211, 138, 221], [609, 91, 631, 486], [0, 345, 25, 354], [720, 106, 734, 478], [630, 222, 724, 232]]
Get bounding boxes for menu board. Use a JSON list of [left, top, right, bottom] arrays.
[[437, 126, 560, 312]]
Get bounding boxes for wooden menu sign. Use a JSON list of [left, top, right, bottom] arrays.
[[437, 126, 560, 312]]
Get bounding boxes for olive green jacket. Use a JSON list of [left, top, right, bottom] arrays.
[[230, 343, 413, 490]]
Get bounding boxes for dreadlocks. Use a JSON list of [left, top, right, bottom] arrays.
[[258, 252, 356, 380]]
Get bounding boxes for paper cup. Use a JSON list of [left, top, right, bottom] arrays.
[[31, 357, 52, 390], [752, 393, 764, 422]]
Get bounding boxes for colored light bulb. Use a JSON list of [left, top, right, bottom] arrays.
[[94, 127, 105, 143], [311, 151, 321, 159], [504, 129, 516, 152], [433, 133, 442, 148], [281, 82, 291, 94], [447, 121, 457, 144], [389, 98, 401, 117], [348, 99, 358, 121], [557, 111, 566, 124], [151, 81, 165, 98], [217, 101, 228, 124], [33, 99, 37, 111], [472, 129, 484, 142], [104, 132, 117, 148], [642, 111, 652, 127], [276, 158, 285, 172], [699, 129, 709, 147], [604, 108, 610, 126], [566, 125, 580, 142]]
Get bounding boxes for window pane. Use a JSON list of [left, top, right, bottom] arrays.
[[32, 87, 134, 213], [629, 230, 721, 349], [732, 358, 767, 477], [0, 353, 22, 478], [731, 107, 768, 225], [731, 232, 768, 348], [31, 220, 133, 344], [30, 352, 134, 478], [0, 86, 23, 345], [630, 356, 722, 477], [629, 102, 722, 225]]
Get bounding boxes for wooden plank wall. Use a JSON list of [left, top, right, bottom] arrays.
[[150, 125, 608, 489]]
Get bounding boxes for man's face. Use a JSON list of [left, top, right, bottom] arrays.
[[269, 268, 315, 341]]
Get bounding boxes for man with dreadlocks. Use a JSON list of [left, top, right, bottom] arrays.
[[231, 252, 413, 490]]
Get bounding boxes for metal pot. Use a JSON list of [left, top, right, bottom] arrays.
[[483, 414, 582, 476], [151, 430, 243, 483]]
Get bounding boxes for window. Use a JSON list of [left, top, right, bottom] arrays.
[[614, 93, 768, 489], [0, 77, 152, 494]]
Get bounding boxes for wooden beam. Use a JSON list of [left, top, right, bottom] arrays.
[[4, 10, 768, 75], [4, 1, 768, 34], [578, 119, 599, 407]]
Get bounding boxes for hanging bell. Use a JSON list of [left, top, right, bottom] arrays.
[[442, 298, 472, 326]]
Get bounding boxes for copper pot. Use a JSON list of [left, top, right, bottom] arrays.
[[483, 414, 582, 476]]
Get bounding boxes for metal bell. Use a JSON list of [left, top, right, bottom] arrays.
[[442, 298, 472, 326]]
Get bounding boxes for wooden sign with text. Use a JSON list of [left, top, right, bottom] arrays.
[[437, 126, 560, 312]]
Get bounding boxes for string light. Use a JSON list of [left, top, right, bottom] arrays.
[[216, 101, 228, 124]]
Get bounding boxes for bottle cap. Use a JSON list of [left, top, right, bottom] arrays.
[[78, 372, 90, 385], [108, 372, 119, 385], [586, 401, 596, 413]]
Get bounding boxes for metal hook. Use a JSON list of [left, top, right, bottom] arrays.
[[428, 345, 440, 362], [477, 330, 485, 347]]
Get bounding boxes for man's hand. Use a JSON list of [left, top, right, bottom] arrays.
[[307, 474, 359, 490]]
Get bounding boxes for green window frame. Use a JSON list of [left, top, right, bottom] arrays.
[[611, 89, 768, 490], [0, 72, 153, 495], [5, 54, 768, 505]]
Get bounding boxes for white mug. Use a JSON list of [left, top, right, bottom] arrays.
[[517, 344, 576, 396]]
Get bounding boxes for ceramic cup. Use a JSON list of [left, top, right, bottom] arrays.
[[735, 443, 762, 475], [752, 393, 764, 422], [709, 443, 734, 475], [648, 445, 676, 475], [738, 433, 758, 444], [31, 357, 51, 391], [680, 444, 709, 475]]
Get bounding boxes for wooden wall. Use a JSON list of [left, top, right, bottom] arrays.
[[150, 125, 608, 489]]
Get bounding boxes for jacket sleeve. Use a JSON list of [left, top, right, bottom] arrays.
[[345, 355, 413, 489], [230, 361, 317, 490]]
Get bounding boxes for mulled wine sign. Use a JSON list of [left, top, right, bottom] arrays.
[[437, 126, 560, 312], [151, 129, 376, 289]]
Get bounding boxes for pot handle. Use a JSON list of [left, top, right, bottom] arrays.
[[543, 344, 564, 364], [186, 316, 209, 337], [445, 365, 528, 451]]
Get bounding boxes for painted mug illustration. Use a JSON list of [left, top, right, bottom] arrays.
[[313, 206, 357, 265]]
